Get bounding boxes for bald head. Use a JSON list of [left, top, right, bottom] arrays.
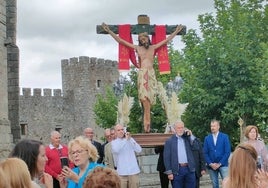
[[114, 124, 125, 138]]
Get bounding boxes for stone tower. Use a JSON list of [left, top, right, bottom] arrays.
[[61, 56, 119, 140], [19, 56, 119, 144], [0, 0, 14, 159], [6, 0, 20, 143]]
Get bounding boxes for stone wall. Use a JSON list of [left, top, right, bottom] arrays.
[[137, 148, 158, 173], [6, 0, 20, 143], [19, 57, 119, 145], [0, 0, 161, 172], [19, 88, 74, 144], [61, 56, 119, 142], [0, 0, 13, 160]]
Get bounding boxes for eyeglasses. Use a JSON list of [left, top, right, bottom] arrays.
[[70, 149, 87, 156]]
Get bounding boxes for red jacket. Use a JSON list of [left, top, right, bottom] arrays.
[[45, 144, 71, 178]]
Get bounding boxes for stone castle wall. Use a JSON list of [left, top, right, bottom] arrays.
[[0, 0, 13, 160], [19, 57, 119, 145], [6, 0, 20, 144], [0, 1, 159, 172], [19, 88, 74, 144]]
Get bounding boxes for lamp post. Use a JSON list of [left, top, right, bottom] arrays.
[[237, 116, 244, 143]]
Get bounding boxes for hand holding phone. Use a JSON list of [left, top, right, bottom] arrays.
[[183, 129, 191, 137]]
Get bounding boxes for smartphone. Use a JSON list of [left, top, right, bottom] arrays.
[[60, 157, 69, 168], [257, 156, 262, 169], [124, 127, 127, 133], [183, 130, 190, 137], [123, 127, 127, 137]]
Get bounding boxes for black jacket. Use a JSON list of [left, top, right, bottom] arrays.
[[192, 138, 206, 177], [155, 146, 165, 172], [92, 140, 104, 164]]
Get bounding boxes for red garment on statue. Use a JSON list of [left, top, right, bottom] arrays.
[[152, 25, 170, 74], [118, 24, 139, 70]]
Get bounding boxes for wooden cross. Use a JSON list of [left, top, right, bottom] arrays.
[[96, 14, 186, 36], [96, 14, 186, 136]]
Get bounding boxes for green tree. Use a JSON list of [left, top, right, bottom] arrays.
[[94, 0, 268, 147], [93, 87, 118, 128], [179, 0, 268, 148]]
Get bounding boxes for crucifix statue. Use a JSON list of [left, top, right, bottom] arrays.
[[97, 15, 186, 133]]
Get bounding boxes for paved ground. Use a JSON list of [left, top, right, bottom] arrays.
[[139, 173, 216, 188]]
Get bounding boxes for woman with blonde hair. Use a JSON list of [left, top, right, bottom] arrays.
[[244, 125, 268, 170], [0, 166, 10, 188], [0, 158, 32, 188], [60, 136, 103, 188], [222, 143, 268, 188]]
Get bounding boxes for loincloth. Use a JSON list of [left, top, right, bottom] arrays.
[[137, 68, 157, 105]]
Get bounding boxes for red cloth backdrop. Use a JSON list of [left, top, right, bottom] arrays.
[[152, 25, 170, 74], [118, 25, 138, 71]]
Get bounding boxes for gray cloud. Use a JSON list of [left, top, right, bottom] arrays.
[[18, 0, 215, 89]]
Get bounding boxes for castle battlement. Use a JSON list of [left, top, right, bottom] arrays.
[[18, 55, 119, 145], [61, 56, 119, 95], [20, 88, 62, 97], [61, 56, 118, 68]]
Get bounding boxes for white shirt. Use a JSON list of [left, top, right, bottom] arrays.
[[213, 132, 219, 145], [111, 137, 142, 176], [48, 143, 63, 150]]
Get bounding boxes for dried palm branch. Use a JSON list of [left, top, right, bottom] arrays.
[[166, 92, 188, 125], [117, 93, 134, 127]]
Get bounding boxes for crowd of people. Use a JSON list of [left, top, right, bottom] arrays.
[[1, 120, 268, 188], [0, 125, 141, 188], [158, 119, 268, 188]]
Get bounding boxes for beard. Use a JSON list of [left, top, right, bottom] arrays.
[[142, 42, 150, 49]]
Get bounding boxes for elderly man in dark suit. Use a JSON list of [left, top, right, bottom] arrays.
[[164, 121, 196, 188], [83, 127, 104, 164]]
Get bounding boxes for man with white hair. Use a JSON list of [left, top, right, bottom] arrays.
[[164, 121, 196, 188], [45, 130, 70, 188]]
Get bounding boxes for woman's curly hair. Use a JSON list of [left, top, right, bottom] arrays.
[[83, 167, 121, 188]]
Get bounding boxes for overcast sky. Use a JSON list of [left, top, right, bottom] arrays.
[[17, 0, 215, 90]]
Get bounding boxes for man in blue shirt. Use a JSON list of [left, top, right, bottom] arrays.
[[163, 121, 196, 188], [203, 119, 231, 188]]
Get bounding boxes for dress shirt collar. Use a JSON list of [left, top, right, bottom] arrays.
[[49, 143, 63, 150], [213, 132, 219, 138]]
